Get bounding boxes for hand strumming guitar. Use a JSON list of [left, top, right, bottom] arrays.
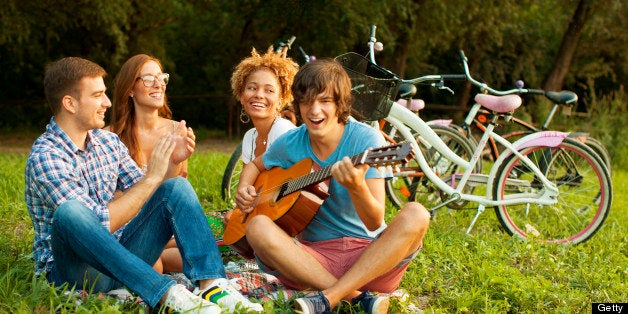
[[235, 185, 258, 214]]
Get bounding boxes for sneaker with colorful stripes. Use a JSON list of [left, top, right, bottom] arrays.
[[195, 278, 263, 312]]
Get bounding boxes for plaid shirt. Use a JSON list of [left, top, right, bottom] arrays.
[[24, 118, 143, 276]]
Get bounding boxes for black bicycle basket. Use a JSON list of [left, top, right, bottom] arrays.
[[335, 52, 400, 121]]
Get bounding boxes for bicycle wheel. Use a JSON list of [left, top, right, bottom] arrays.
[[581, 136, 612, 176], [492, 138, 612, 244], [450, 123, 480, 155], [221, 142, 243, 207], [385, 123, 479, 209], [381, 121, 429, 208]]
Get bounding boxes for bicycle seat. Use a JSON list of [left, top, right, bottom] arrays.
[[397, 98, 425, 111], [474, 94, 521, 113], [545, 91, 578, 105]]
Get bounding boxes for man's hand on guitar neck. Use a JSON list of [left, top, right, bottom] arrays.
[[331, 156, 369, 190], [332, 156, 386, 231]]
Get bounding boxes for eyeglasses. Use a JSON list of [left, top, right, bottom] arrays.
[[136, 73, 170, 87]]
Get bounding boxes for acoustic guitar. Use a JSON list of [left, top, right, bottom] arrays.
[[222, 142, 413, 259]]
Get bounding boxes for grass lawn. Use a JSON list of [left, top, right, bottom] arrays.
[[0, 145, 626, 313]]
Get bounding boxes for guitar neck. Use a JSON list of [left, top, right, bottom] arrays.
[[278, 142, 412, 199], [280, 153, 365, 197]]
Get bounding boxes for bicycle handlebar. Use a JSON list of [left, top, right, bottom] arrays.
[[360, 26, 576, 102], [275, 36, 296, 55], [367, 25, 378, 63], [298, 46, 309, 63], [457, 50, 577, 105], [286, 36, 296, 47], [458, 50, 543, 96], [400, 74, 467, 85], [369, 25, 377, 41], [364, 26, 466, 87]]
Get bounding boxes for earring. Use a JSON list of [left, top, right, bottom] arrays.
[[240, 109, 250, 124]]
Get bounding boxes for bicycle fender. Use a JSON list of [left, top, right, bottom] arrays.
[[512, 131, 570, 151], [487, 131, 570, 192], [427, 119, 452, 126]]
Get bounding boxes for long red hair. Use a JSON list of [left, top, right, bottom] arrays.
[[109, 54, 172, 162]]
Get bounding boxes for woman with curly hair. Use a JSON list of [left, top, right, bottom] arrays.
[[231, 47, 299, 165], [222, 47, 299, 227]]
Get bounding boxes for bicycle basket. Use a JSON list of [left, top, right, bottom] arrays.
[[335, 52, 400, 121]]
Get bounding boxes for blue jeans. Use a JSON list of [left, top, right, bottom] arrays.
[[47, 177, 225, 307]]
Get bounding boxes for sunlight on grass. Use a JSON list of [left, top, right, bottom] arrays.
[[0, 150, 626, 312]]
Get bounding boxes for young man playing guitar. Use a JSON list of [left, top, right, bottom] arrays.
[[234, 59, 430, 314]]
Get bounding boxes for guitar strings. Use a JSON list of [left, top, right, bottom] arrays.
[[253, 144, 407, 198]]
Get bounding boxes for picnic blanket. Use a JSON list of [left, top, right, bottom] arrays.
[[165, 259, 299, 302]]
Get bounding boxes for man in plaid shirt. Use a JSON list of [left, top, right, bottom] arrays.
[[24, 57, 262, 313]]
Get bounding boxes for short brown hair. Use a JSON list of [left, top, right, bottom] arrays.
[[291, 59, 352, 124], [44, 57, 106, 114]]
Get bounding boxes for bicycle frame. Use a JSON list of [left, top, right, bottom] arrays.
[[385, 101, 565, 209], [355, 25, 611, 242], [361, 25, 564, 209]]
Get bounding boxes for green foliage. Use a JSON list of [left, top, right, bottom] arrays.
[[1, 0, 625, 111], [386, 170, 627, 312], [1, 144, 626, 312]]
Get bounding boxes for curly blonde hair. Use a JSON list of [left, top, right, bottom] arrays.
[[230, 47, 299, 112]]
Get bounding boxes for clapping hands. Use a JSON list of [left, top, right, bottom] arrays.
[[171, 120, 196, 164]]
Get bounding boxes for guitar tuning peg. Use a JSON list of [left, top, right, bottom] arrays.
[[393, 165, 400, 173], [385, 165, 393, 177], [377, 166, 386, 175]]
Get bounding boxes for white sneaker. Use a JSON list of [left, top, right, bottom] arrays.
[[195, 278, 263, 312], [162, 284, 221, 314], [107, 287, 134, 301]]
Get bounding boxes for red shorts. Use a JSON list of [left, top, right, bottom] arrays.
[[258, 237, 417, 293]]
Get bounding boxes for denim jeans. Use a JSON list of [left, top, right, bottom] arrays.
[[47, 177, 225, 307]]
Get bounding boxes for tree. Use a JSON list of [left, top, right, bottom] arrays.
[[543, 0, 595, 91], [0, 0, 623, 131]]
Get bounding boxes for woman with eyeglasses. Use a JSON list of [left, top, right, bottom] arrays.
[[107, 54, 195, 274]]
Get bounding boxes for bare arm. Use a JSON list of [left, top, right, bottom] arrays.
[[178, 160, 189, 178], [169, 120, 195, 178], [331, 157, 386, 231], [165, 158, 188, 179], [108, 133, 176, 232], [234, 157, 264, 213]]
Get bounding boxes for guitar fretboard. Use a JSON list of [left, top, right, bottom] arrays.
[[279, 153, 365, 198]]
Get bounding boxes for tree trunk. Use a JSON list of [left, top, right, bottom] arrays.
[[390, 30, 411, 78], [543, 0, 594, 91]]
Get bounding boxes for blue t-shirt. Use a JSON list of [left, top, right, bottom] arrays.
[[262, 120, 387, 242]]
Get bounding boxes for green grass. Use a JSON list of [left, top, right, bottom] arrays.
[[0, 149, 626, 313]]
